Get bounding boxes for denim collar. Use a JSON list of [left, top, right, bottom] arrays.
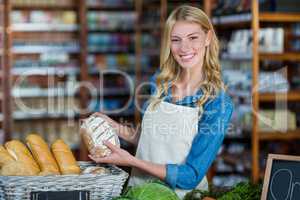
[[163, 83, 203, 106]]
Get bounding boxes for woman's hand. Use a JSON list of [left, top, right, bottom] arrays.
[[88, 141, 135, 167], [92, 112, 120, 130], [92, 112, 139, 146]]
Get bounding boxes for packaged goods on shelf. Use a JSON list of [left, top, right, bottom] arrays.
[[212, 0, 251, 15], [12, 0, 74, 6], [87, 0, 133, 7], [12, 41, 80, 54], [87, 11, 136, 31], [292, 23, 300, 36], [88, 33, 134, 53], [12, 11, 77, 25], [259, 71, 289, 93], [87, 54, 151, 72], [141, 34, 159, 50], [258, 110, 297, 132], [140, 9, 160, 30], [13, 54, 79, 74], [226, 28, 284, 57]]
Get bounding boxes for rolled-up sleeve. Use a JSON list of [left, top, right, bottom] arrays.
[[165, 91, 234, 189]]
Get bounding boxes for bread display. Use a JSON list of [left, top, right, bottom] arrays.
[[80, 115, 120, 157], [0, 134, 113, 177], [51, 139, 80, 175], [26, 134, 60, 175], [4, 140, 40, 175]]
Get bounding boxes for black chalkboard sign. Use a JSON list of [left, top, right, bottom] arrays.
[[261, 154, 300, 200], [30, 190, 89, 200]]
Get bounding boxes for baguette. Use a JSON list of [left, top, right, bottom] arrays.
[[26, 134, 60, 175], [0, 146, 14, 167], [51, 139, 80, 175], [5, 140, 40, 175]]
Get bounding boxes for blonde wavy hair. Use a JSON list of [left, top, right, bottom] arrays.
[[150, 5, 224, 110]]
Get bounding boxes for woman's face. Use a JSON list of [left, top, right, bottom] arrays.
[[170, 21, 210, 70]]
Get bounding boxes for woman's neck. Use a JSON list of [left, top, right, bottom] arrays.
[[171, 67, 203, 102]]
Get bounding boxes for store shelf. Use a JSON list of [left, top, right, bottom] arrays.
[[87, 5, 134, 11], [12, 47, 80, 54], [212, 13, 252, 26], [12, 4, 77, 10], [259, 12, 300, 22], [99, 88, 131, 96], [259, 52, 300, 61], [12, 66, 79, 76], [11, 24, 79, 32], [13, 111, 78, 121], [12, 87, 75, 98], [88, 50, 135, 54], [88, 28, 135, 33], [259, 91, 300, 102], [221, 53, 252, 61], [259, 129, 300, 140]]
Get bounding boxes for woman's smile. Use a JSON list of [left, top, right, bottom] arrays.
[[180, 53, 197, 62]]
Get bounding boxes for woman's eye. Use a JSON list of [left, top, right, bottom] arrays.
[[190, 37, 198, 40], [171, 39, 179, 42]]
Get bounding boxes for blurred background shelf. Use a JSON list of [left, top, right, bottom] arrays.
[[259, 91, 300, 101], [259, 130, 300, 140]]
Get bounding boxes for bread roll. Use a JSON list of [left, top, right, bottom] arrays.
[[81, 166, 109, 175], [51, 139, 80, 175], [0, 146, 14, 167], [5, 140, 40, 175], [0, 161, 33, 176], [26, 134, 60, 175], [80, 115, 120, 157]]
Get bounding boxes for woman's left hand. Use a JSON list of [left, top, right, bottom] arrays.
[[88, 141, 135, 167]]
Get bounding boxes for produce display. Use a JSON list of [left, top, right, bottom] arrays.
[[80, 114, 120, 157], [183, 182, 262, 200], [114, 182, 180, 200]]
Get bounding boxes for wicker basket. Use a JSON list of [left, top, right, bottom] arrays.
[[0, 162, 128, 200]]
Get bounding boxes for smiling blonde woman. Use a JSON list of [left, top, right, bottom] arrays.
[[90, 5, 234, 199]]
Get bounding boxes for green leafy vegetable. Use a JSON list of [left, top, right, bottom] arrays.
[[113, 182, 180, 200], [183, 182, 262, 200]]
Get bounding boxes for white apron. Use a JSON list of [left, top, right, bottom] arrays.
[[128, 101, 208, 199]]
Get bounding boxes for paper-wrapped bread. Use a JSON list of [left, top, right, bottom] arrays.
[[4, 140, 40, 175], [81, 166, 109, 175], [51, 139, 81, 175], [26, 134, 60, 175], [80, 115, 120, 157]]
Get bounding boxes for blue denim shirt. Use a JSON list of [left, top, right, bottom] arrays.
[[143, 73, 234, 190]]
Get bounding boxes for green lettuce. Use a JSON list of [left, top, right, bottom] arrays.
[[114, 182, 180, 200]]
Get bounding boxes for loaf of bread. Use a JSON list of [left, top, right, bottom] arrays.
[[0, 146, 14, 167], [0, 161, 32, 176], [81, 166, 109, 175], [4, 140, 40, 175], [51, 139, 80, 175], [26, 134, 60, 175], [80, 115, 120, 157]]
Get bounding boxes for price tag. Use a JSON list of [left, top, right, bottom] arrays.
[[30, 190, 89, 200]]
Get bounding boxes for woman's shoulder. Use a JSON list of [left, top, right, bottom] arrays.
[[204, 89, 234, 111]]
